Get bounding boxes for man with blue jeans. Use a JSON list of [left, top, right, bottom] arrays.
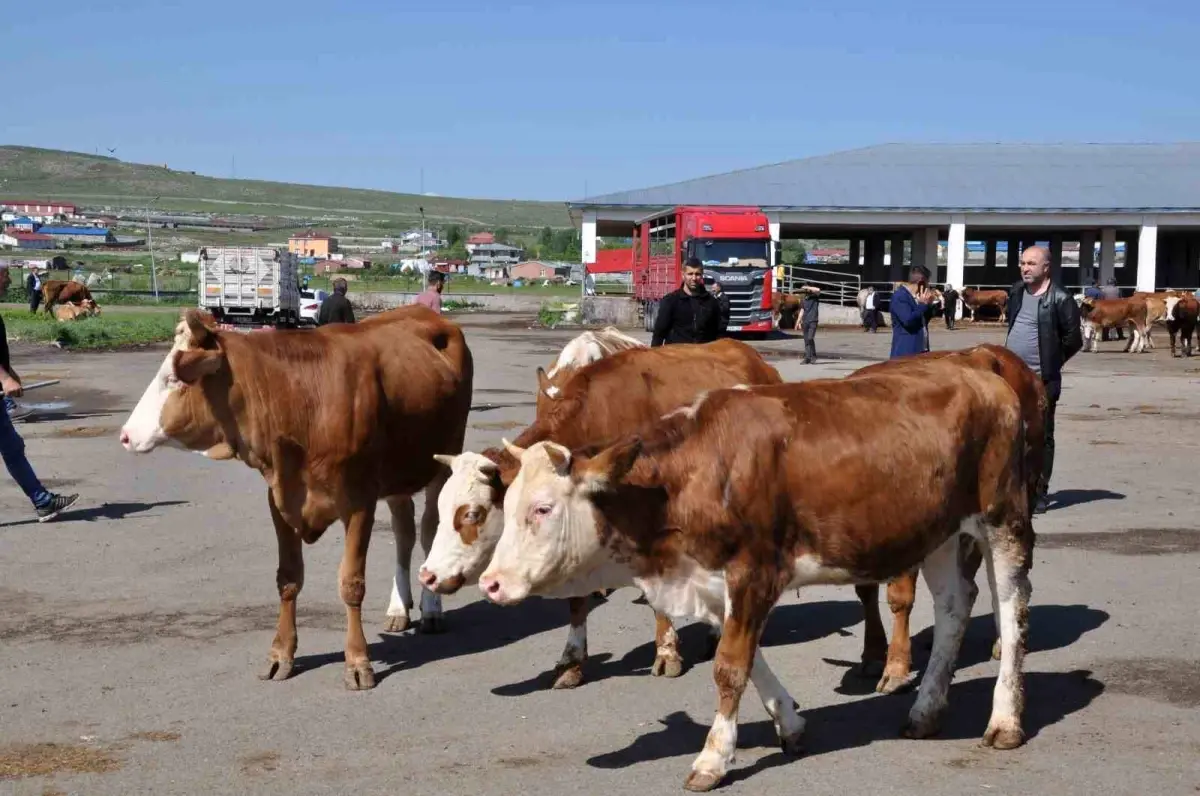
[[0, 265, 79, 522]]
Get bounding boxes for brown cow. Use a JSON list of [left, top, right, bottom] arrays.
[[1167, 293, 1199, 357], [536, 326, 646, 415], [419, 338, 782, 689], [119, 306, 474, 690], [961, 287, 1009, 322], [481, 363, 1033, 791], [1080, 297, 1149, 352], [41, 280, 95, 314], [53, 303, 89, 321], [771, 293, 803, 330], [848, 344, 1046, 693]]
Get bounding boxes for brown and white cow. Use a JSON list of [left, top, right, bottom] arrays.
[[771, 293, 803, 330], [41, 280, 95, 315], [961, 287, 1009, 323], [119, 306, 473, 690], [848, 344, 1046, 693], [1166, 293, 1199, 357], [420, 338, 782, 689], [536, 326, 645, 415], [480, 365, 1033, 791], [1079, 297, 1149, 352]]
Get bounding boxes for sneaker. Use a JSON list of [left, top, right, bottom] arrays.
[[36, 493, 80, 523]]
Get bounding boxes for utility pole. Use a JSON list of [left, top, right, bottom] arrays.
[[420, 205, 427, 292], [147, 196, 161, 300]]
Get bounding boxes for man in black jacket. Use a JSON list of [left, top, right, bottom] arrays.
[[650, 258, 720, 347], [317, 278, 356, 326], [1005, 245, 1083, 513]]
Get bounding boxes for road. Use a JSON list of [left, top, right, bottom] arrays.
[[1, 316, 1197, 795]]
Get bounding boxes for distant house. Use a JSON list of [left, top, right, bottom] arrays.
[[0, 201, 77, 218], [511, 260, 578, 282], [5, 217, 36, 233], [465, 232, 495, 254], [288, 232, 338, 259], [0, 232, 56, 250], [469, 242, 523, 281], [38, 226, 113, 244]]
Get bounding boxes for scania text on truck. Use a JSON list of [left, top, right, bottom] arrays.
[[631, 206, 776, 334]]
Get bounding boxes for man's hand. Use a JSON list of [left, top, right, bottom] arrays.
[[1, 371, 23, 398]]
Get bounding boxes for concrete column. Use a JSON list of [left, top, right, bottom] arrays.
[[912, 227, 939, 272], [1099, 228, 1116, 286], [946, 216, 966, 300], [864, 235, 885, 283], [888, 234, 906, 283], [1049, 234, 1064, 285], [1188, 235, 1200, 287], [1079, 230, 1097, 287], [848, 238, 861, 270], [1137, 217, 1158, 292], [581, 210, 597, 265], [984, 239, 997, 271]]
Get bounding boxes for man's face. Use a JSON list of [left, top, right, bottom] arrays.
[[1020, 249, 1050, 284], [909, 269, 927, 287], [709, 282, 721, 295], [683, 266, 704, 291], [0, 269, 10, 296]]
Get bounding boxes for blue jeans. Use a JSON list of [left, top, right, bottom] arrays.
[[0, 404, 50, 508]]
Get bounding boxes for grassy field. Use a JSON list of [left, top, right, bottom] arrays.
[[0, 146, 572, 230], [1, 306, 180, 350]]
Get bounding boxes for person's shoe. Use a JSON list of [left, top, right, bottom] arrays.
[[36, 493, 79, 523]]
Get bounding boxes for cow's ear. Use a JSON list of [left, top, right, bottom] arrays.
[[184, 309, 217, 349], [544, 444, 572, 476], [536, 367, 558, 399], [174, 348, 223, 384], [577, 437, 642, 495]]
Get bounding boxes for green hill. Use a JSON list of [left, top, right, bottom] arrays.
[[0, 146, 572, 230]]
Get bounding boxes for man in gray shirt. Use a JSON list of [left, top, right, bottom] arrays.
[[1004, 246, 1083, 513]]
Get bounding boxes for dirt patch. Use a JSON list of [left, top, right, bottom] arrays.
[[1088, 440, 1121, 446], [239, 751, 280, 776], [1062, 414, 1110, 422], [1038, 528, 1200, 555], [470, 420, 524, 431], [0, 742, 122, 780], [47, 425, 121, 439], [1133, 404, 1162, 414], [127, 731, 181, 743], [475, 388, 529, 396], [1093, 658, 1200, 708], [0, 602, 346, 646]]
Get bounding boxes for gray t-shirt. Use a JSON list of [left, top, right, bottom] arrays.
[[1006, 291, 1041, 376], [802, 292, 819, 324]]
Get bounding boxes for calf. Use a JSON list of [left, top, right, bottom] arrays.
[[849, 344, 1046, 693], [53, 303, 89, 322], [961, 287, 1009, 323], [420, 338, 782, 689], [119, 306, 473, 690], [481, 365, 1033, 791], [1080, 297, 1149, 352]]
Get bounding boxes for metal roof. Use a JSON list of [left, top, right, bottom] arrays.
[[572, 143, 1200, 213], [38, 226, 109, 235]]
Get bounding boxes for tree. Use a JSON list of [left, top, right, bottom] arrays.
[[494, 227, 511, 244], [445, 225, 463, 247], [539, 226, 554, 249]]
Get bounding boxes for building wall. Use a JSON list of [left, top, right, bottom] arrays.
[[289, 237, 335, 258]]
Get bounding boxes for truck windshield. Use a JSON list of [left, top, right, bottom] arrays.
[[688, 238, 769, 266]]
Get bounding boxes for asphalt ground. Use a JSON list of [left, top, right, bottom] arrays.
[[1, 314, 1197, 795]]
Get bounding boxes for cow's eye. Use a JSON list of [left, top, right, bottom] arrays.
[[534, 504, 553, 517]]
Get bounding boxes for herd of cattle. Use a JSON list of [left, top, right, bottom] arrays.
[[118, 306, 1052, 791]]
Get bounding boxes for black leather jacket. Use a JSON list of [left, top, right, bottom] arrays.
[[1005, 280, 1083, 382]]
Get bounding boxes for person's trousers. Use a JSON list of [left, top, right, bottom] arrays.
[[28, 292, 40, 313], [802, 322, 818, 362], [865, 310, 877, 332], [1040, 377, 1061, 498], [944, 309, 955, 329], [0, 403, 50, 507]]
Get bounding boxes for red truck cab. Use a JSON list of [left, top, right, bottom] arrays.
[[632, 205, 775, 334]]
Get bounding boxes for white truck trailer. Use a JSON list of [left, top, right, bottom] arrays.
[[197, 246, 301, 328]]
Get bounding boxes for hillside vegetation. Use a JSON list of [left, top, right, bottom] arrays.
[[0, 146, 571, 230]]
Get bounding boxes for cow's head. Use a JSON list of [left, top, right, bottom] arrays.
[[479, 438, 640, 606], [119, 309, 233, 457], [1165, 296, 1180, 322], [418, 451, 510, 594]]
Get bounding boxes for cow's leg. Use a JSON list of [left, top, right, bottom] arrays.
[[1170, 326, 1180, 357], [903, 535, 972, 740], [552, 596, 591, 689], [260, 491, 303, 682], [651, 610, 684, 678], [340, 508, 376, 690], [854, 584, 887, 679], [750, 647, 805, 755], [877, 571, 918, 693], [384, 495, 417, 633], [980, 521, 1033, 750], [417, 474, 448, 633], [958, 536, 999, 660]]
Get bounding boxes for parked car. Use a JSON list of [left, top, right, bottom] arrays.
[[299, 288, 328, 325]]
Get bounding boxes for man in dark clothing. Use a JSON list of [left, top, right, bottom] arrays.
[[709, 281, 731, 336], [1005, 245, 1083, 514], [317, 278, 356, 326], [0, 265, 80, 522], [1099, 278, 1123, 341], [650, 258, 720, 347], [799, 284, 821, 364], [942, 284, 960, 330], [26, 268, 42, 314]]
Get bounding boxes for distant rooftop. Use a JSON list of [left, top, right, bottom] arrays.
[[572, 143, 1200, 213]]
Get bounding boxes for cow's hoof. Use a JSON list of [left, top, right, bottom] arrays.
[[343, 662, 377, 691], [651, 653, 684, 678], [684, 770, 723, 792], [258, 657, 294, 682], [419, 615, 446, 634], [552, 664, 584, 690], [991, 639, 1002, 661], [856, 659, 885, 679], [901, 713, 941, 740], [779, 730, 805, 757], [981, 722, 1025, 750], [876, 670, 916, 694], [384, 614, 411, 634]]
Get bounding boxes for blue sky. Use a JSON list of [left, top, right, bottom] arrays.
[[3, 0, 1197, 201]]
